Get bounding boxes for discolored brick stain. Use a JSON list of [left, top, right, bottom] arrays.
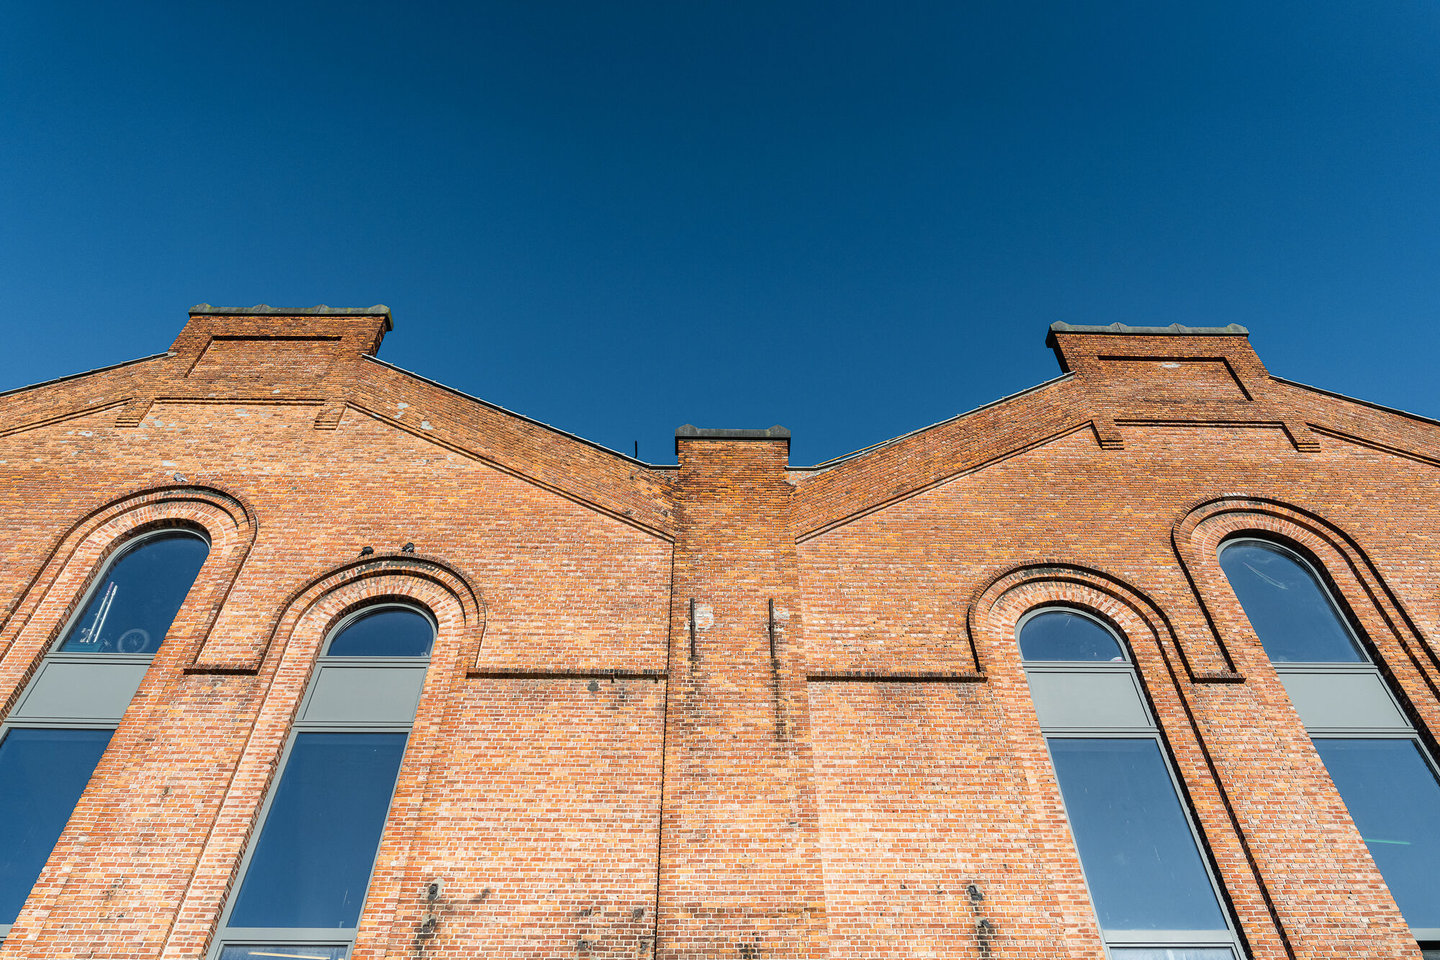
[[0, 309, 1433, 960]]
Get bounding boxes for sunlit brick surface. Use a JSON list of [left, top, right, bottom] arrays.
[[0, 310, 1436, 958]]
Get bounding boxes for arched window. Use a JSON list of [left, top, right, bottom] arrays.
[[1020, 608, 1241, 960], [212, 604, 434, 960], [1217, 540, 1364, 663], [1219, 538, 1440, 948], [58, 531, 211, 655], [0, 529, 209, 941], [1018, 607, 1127, 662]]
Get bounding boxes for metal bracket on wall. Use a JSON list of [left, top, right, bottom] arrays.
[[768, 599, 787, 740], [688, 597, 697, 665]]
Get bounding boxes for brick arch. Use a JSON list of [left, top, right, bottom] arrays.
[[1173, 496, 1440, 701], [968, 562, 1188, 679], [190, 549, 486, 675], [0, 483, 256, 712], [167, 555, 480, 956], [967, 561, 1289, 958]]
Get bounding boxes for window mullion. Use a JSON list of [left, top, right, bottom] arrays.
[[1022, 608, 1242, 958], [211, 605, 433, 960], [0, 530, 209, 941]]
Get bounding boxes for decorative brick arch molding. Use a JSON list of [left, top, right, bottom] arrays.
[[0, 483, 255, 707], [968, 561, 1189, 678], [1173, 496, 1440, 697], [968, 561, 1293, 959], [166, 553, 483, 957], [190, 549, 486, 674]]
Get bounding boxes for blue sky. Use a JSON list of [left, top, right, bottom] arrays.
[[3, 1, 1438, 464]]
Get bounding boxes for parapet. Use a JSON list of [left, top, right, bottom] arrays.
[[166, 305, 395, 401], [674, 424, 791, 453], [1045, 320, 1267, 395]]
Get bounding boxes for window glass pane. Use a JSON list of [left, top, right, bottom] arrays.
[[1049, 738, 1227, 933], [1019, 610, 1126, 662], [1217, 541, 1364, 663], [1313, 738, 1440, 930], [218, 947, 349, 960], [228, 732, 407, 929], [60, 532, 209, 655], [0, 728, 113, 923], [1109, 950, 1234, 960], [324, 608, 433, 658]]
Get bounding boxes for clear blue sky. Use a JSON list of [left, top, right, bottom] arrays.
[[3, 1, 1438, 464]]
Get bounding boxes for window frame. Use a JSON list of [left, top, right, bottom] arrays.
[[0, 527, 211, 942], [1015, 605, 1131, 665], [55, 527, 213, 657], [208, 602, 435, 960], [1216, 537, 1367, 664], [1218, 537, 1440, 947], [1019, 606, 1245, 960]]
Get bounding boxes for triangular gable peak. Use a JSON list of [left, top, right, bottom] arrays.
[[791, 322, 1440, 540], [0, 306, 395, 437], [180, 306, 673, 539], [1046, 321, 1440, 465], [0, 306, 675, 540], [7, 310, 1440, 544]]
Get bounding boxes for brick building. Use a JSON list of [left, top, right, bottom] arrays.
[[0, 305, 1438, 960]]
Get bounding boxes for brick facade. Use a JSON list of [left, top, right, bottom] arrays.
[[0, 307, 1437, 958]]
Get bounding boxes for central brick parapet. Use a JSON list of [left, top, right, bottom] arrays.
[[657, 429, 830, 959], [1045, 321, 1322, 450]]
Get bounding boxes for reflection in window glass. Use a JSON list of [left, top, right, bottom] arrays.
[[0, 728, 113, 923], [228, 733, 407, 929], [1019, 610, 1126, 662], [324, 608, 433, 658], [59, 532, 209, 655], [1049, 739, 1227, 933], [1314, 738, 1440, 930], [1217, 541, 1363, 663], [218, 947, 349, 960]]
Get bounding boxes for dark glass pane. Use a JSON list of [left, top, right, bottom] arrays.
[[218, 947, 348, 960], [324, 608, 433, 658], [1110, 951, 1234, 960], [1050, 738, 1227, 933], [59, 532, 209, 655], [229, 732, 406, 929], [0, 728, 112, 923], [1217, 541, 1364, 663], [1019, 610, 1126, 662], [1314, 738, 1440, 930]]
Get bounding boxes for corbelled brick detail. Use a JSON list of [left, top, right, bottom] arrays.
[[0, 309, 1436, 960]]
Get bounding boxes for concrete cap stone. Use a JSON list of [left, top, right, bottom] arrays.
[[674, 424, 790, 453], [189, 304, 394, 331], [1048, 321, 1249, 336]]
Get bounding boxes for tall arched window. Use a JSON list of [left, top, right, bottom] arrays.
[[1020, 607, 1242, 959], [1219, 539, 1440, 949], [0, 529, 209, 941], [212, 604, 435, 960]]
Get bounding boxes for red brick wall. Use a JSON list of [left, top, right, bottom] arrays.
[[0, 310, 1436, 959]]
